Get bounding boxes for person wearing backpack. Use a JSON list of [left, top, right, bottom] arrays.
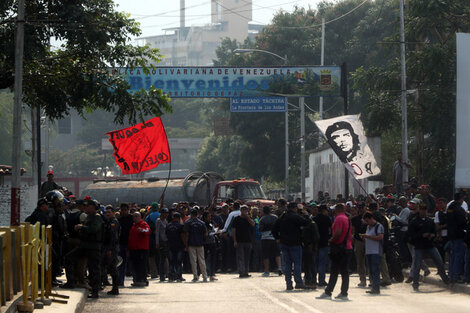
[[361, 212, 384, 295]]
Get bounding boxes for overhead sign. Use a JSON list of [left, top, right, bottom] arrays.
[[112, 66, 341, 98], [230, 97, 286, 112]]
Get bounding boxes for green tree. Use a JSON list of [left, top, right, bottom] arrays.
[[1, 0, 171, 124], [353, 0, 470, 196]]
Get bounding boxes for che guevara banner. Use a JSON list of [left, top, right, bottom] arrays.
[[106, 117, 170, 174], [315, 114, 380, 179]]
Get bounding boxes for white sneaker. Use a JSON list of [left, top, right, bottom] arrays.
[[316, 292, 331, 299]]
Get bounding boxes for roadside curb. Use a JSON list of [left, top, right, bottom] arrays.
[[403, 269, 470, 295]]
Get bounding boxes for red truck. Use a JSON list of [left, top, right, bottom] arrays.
[[213, 178, 275, 207]]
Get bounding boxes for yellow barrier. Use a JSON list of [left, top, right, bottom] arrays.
[[0, 222, 58, 312]]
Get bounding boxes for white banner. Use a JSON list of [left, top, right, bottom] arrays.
[[315, 114, 380, 179], [456, 33, 470, 188]]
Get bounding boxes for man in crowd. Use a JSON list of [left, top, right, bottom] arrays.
[[184, 208, 208, 282], [318, 203, 352, 300], [314, 205, 332, 287], [128, 212, 150, 287], [166, 212, 185, 282], [446, 192, 468, 283], [40, 170, 61, 198], [155, 207, 169, 282], [63, 199, 103, 298], [117, 203, 133, 286], [351, 203, 367, 287], [26, 198, 52, 226], [272, 202, 310, 290], [103, 206, 120, 295], [393, 196, 411, 266], [145, 202, 161, 279], [361, 212, 384, 295], [409, 203, 449, 291], [232, 205, 254, 278], [302, 209, 320, 288], [259, 206, 282, 277]]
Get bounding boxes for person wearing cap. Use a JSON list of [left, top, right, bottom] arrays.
[[25, 198, 53, 226], [272, 202, 310, 290], [184, 208, 208, 282], [232, 205, 255, 278], [39, 170, 61, 198], [155, 207, 169, 282], [166, 212, 185, 282], [63, 199, 104, 298], [408, 202, 449, 291]]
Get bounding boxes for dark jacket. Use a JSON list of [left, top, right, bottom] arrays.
[[447, 201, 467, 240], [302, 219, 320, 251], [118, 214, 133, 246], [408, 215, 436, 250], [79, 213, 104, 250], [103, 216, 120, 253], [272, 210, 310, 246], [25, 207, 53, 226]]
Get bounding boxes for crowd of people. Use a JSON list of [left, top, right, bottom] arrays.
[[25, 170, 470, 300]]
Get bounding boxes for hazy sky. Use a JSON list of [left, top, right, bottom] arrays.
[[113, 0, 323, 38]]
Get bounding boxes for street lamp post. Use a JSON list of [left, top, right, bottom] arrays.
[[233, 49, 290, 200]]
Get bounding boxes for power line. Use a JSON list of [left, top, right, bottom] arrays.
[[265, 0, 370, 30], [133, 0, 300, 19]]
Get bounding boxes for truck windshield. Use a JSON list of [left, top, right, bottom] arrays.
[[238, 183, 266, 200]]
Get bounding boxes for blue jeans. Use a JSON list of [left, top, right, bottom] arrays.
[[412, 247, 448, 288], [280, 244, 303, 287], [464, 246, 470, 282], [168, 249, 183, 280], [366, 254, 381, 291], [316, 246, 329, 284], [449, 239, 465, 282]]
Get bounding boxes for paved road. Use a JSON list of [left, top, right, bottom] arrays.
[[83, 273, 469, 313]]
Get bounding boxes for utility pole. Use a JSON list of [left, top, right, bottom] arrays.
[[284, 55, 289, 201], [11, 0, 25, 226], [319, 17, 325, 119], [285, 101, 289, 200], [342, 63, 349, 198], [300, 97, 305, 203], [31, 107, 39, 198], [400, 0, 409, 183]]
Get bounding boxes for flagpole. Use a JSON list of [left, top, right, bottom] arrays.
[[159, 120, 172, 206]]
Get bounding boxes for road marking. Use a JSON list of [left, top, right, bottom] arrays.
[[247, 281, 300, 313], [290, 297, 324, 313]]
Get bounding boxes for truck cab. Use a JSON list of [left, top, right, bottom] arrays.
[[214, 179, 275, 207]]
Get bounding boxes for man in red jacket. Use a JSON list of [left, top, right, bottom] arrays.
[[128, 212, 150, 287]]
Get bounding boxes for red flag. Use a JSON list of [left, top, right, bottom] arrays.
[[106, 117, 171, 175]]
